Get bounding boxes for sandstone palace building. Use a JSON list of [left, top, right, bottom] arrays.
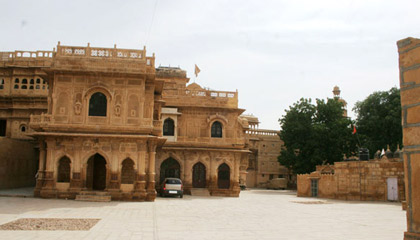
[[0, 43, 285, 201]]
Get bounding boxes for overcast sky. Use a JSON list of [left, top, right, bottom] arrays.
[[1, 0, 419, 129]]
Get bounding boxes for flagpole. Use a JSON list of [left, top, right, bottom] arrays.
[[353, 125, 362, 148], [355, 132, 362, 148]]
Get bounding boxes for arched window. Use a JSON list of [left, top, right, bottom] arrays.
[[22, 79, 27, 84], [15, 78, 19, 83], [36, 78, 41, 84], [89, 92, 107, 116], [57, 156, 71, 182], [121, 158, 135, 184], [20, 125, 27, 132], [163, 118, 175, 136], [30, 79, 34, 84], [211, 121, 223, 138]]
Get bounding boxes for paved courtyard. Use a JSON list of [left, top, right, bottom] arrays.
[[0, 189, 406, 240]]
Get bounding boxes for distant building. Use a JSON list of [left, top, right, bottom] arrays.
[[332, 85, 347, 117], [241, 115, 288, 188]]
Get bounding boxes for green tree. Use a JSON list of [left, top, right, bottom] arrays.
[[353, 87, 402, 157], [278, 98, 356, 174]]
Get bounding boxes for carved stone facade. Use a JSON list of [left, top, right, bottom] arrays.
[[156, 67, 249, 197], [0, 44, 252, 200]]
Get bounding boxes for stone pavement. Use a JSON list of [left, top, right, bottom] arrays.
[[0, 189, 406, 240]]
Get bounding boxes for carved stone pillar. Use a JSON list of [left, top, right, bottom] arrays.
[[146, 141, 157, 201], [108, 152, 120, 190], [133, 142, 147, 200], [34, 140, 46, 197], [232, 154, 241, 195], [69, 142, 83, 190], [208, 152, 218, 193], [239, 153, 249, 188], [184, 152, 193, 194], [40, 139, 57, 198]]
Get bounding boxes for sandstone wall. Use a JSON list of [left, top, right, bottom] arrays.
[[318, 174, 335, 198], [297, 160, 404, 201], [297, 174, 311, 197], [398, 37, 420, 239], [0, 138, 38, 189]]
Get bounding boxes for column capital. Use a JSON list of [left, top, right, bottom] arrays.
[[147, 140, 157, 153]]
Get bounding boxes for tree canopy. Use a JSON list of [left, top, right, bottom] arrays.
[[278, 98, 356, 174], [353, 87, 402, 157]]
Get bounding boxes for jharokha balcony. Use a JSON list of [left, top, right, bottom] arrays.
[[29, 113, 53, 130]]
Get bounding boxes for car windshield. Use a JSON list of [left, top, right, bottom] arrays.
[[166, 179, 181, 184]]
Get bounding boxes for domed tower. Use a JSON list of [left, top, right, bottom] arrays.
[[332, 86, 348, 117]]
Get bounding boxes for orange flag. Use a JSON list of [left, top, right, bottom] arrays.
[[194, 64, 201, 77]]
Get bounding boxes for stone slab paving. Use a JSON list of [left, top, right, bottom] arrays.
[[0, 189, 406, 240]]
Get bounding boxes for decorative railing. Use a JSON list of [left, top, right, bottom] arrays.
[[1, 51, 53, 61], [246, 129, 279, 137], [30, 113, 53, 126], [56, 44, 154, 65], [185, 89, 237, 99]]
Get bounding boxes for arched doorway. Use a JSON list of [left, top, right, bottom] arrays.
[[193, 162, 206, 188], [86, 153, 107, 190], [218, 163, 230, 189], [159, 158, 180, 183]]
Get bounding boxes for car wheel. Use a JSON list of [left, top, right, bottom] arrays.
[[180, 194, 183, 198]]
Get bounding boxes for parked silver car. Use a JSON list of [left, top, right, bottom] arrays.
[[160, 178, 183, 198]]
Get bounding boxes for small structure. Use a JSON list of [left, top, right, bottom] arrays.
[[297, 151, 405, 201]]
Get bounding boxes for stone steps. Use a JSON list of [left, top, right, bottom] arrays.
[[190, 188, 210, 196], [75, 191, 111, 202]]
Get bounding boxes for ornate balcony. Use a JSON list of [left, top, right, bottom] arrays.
[[29, 113, 54, 130]]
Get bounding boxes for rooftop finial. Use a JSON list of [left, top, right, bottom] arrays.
[[333, 85, 341, 97]]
